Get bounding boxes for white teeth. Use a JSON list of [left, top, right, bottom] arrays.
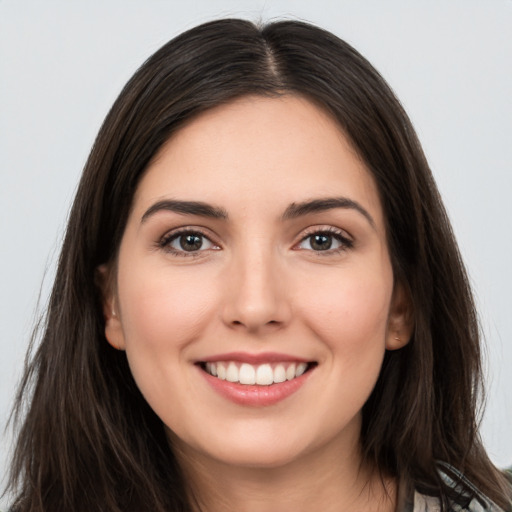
[[217, 362, 226, 380], [296, 362, 307, 377], [226, 362, 239, 383], [205, 362, 217, 376], [204, 361, 310, 385], [239, 363, 256, 385], [273, 364, 286, 383], [255, 364, 273, 386], [286, 363, 296, 381]]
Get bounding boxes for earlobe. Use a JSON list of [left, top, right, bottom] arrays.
[[95, 264, 126, 351], [386, 282, 414, 351], [104, 303, 126, 351], [386, 333, 409, 351]]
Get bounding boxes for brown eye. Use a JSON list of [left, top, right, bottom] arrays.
[[297, 230, 353, 253], [178, 233, 204, 251], [161, 230, 217, 255], [310, 234, 332, 251]]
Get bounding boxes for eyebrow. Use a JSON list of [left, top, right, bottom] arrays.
[[282, 197, 376, 228], [141, 196, 375, 228], [141, 200, 228, 223]]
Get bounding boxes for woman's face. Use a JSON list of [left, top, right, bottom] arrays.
[[104, 95, 411, 470]]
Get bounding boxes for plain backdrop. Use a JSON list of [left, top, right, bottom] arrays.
[[1, 0, 511, 505]]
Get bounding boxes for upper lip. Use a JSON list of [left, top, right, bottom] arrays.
[[198, 352, 312, 364]]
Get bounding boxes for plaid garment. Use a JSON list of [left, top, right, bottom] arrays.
[[403, 463, 512, 512]]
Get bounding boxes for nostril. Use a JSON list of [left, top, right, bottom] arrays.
[[230, 319, 281, 329]]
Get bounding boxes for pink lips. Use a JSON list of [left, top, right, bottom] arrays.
[[197, 352, 315, 407], [200, 351, 310, 364]]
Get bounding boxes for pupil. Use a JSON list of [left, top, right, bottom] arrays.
[[180, 234, 202, 251], [312, 234, 332, 251]]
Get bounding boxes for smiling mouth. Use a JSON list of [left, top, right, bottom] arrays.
[[199, 361, 317, 386]]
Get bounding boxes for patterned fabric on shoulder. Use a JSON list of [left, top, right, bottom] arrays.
[[411, 462, 511, 512]]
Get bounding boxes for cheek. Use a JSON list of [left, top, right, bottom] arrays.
[[298, 264, 393, 360], [117, 262, 219, 353], [115, 263, 222, 423]]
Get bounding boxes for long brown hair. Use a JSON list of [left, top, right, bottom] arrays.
[[6, 18, 511, 511]]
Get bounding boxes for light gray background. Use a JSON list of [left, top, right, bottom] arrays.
[[1, 0, 511, 505]]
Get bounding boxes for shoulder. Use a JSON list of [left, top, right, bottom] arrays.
[[410, 463, 511, 512]]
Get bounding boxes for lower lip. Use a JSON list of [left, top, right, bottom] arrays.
[[198, 366, 313, 407]]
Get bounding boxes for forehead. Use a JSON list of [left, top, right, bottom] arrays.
[[133, 95, 383, 226]]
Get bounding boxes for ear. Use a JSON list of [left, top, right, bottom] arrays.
[[95, 264, 126, 351], [386, 281, 414, 350]]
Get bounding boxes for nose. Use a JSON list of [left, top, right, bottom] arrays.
[[221, 245, 291, 334]]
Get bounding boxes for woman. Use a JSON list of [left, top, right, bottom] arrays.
[[6, 18, 511, 512]]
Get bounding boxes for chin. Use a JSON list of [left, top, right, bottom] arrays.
[[208, 444, 308, 470], [168, 425, 313, 471]]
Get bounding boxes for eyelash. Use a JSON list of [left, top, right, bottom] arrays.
[[157, 226, 354, 257], [295, 227, 354, 255], [158, 228, 219, 257]]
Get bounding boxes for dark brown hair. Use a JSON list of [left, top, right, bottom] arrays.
[[6, 18, 511, 511]]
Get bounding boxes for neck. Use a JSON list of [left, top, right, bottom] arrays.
[[173, 434, 397, 512]]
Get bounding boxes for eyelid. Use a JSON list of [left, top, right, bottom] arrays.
[[158, 226, 221, 256], [293, 225, 354, 252]]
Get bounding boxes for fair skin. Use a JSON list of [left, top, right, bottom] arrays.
[[102, 95, 413, 512]]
